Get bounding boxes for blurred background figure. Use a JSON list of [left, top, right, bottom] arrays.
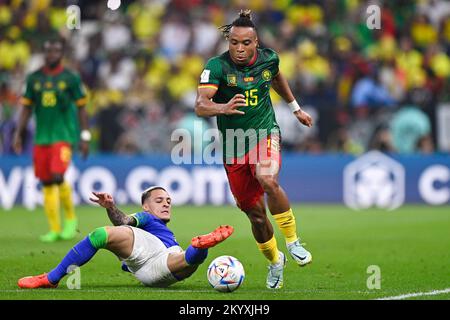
[[12, 37, 90, 242]]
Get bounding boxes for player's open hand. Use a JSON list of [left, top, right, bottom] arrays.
[[223, 94, 246, 115], [294, 109, 313, 127], [90, 191, 115, 209]]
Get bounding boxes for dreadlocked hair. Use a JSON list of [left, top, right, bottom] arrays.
[[219, 9, 256, 39]]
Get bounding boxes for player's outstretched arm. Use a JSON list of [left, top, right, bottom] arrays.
[[89, 191, 136, 226], [272, 71, 313, 127], [195, 87, 246, 117]]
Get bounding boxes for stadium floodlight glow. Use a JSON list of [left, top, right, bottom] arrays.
[[107, 0, 121, 10]]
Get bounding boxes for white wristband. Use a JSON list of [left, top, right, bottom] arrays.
[[80, 130, 91, 142], [288, 100, 301, 113]]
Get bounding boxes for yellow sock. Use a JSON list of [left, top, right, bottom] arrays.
[[59, 181, 76, 220], [256, 236, 280, 264], [42, 185, 61, 232], [273, 208, 298, 244]]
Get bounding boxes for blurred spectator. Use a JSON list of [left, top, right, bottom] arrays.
[[96, 102, 124, 153], [173, 110, 212, 157], [390, 105, 432, 154], [191, 13, 221, 58], [369, 124, 395, 153], [274, 103, 319, 151], [327, 126, 364, 155], [159, 12, 192, 61], [416, 134, 435, 154], [101, 12, 132, 52], [351, 67, 397, 109], [417, 0, 450, 28], [98, 50, 136, 91]]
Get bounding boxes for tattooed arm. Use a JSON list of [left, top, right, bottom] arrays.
[[89, 191, 136, 226]]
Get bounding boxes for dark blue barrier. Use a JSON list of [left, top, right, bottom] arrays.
[[0, 151, 448, 210]]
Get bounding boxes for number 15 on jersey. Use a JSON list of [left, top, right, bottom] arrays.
[[245, 89, 258, 107]]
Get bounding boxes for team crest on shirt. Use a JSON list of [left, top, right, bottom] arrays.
[[58, 81, 67, 90], [226, 74, 237, 86], [262, 69, 272, 81]]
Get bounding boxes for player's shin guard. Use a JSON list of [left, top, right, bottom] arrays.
[[273, 209, 298, 244], [185, 245, 208, 265], [256, 236, 280, 264], [47, 236, 98, 284], [42, 185, 61, 232], [59, 181, 76, 220]]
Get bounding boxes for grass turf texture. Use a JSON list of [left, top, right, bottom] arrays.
[[0, 205, 449, 300]]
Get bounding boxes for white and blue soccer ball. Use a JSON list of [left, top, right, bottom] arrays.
[[207, 255, 245, 292]]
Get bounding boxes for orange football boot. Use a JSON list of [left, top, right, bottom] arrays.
[[18, 273, 58, 289], [191, 225, 234, 249]]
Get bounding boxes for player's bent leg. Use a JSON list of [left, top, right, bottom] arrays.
[[244, 199, 287, 289], [243, 197, 273, 243], [255, 171, 290, 214], [18, 228, 102, 289], [273, 208, 312, 266], [167, 252, 199, 280], [104, 226, 134, 259], [256, 173, 313, 267], [18, 226, 130, 289], [169, 225, 235, 281]]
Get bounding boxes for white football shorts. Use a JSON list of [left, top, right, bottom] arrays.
[[122, 226, 183, 287]]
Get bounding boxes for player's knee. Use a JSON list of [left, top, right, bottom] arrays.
[[88, 227, 109, 249], [258, 176, 279, 194], [41, 180, 54, 186], [247, 213, 267, 228], [51, 175, 64, 185]]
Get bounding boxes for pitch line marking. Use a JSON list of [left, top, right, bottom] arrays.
[[376, 288, 450, 300]]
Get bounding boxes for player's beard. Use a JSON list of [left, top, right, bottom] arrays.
[[46, 59, 62, 69]]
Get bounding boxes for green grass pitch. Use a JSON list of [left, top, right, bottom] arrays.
[[0, 204, 449, 300]]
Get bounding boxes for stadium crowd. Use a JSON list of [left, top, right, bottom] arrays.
[[0, 0, 449, 156]]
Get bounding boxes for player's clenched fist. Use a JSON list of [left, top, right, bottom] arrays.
[[90, 191, 115, 209], [223, 94, 246, 115]]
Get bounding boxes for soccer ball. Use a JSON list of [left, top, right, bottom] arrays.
[[207, 255, 245, 292]]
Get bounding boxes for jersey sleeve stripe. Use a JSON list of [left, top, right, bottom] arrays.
[[21, 97, 33, 106], [198, 84, 218, 90], [131, 213, 140, 227], [75, 97, 87, 107]]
